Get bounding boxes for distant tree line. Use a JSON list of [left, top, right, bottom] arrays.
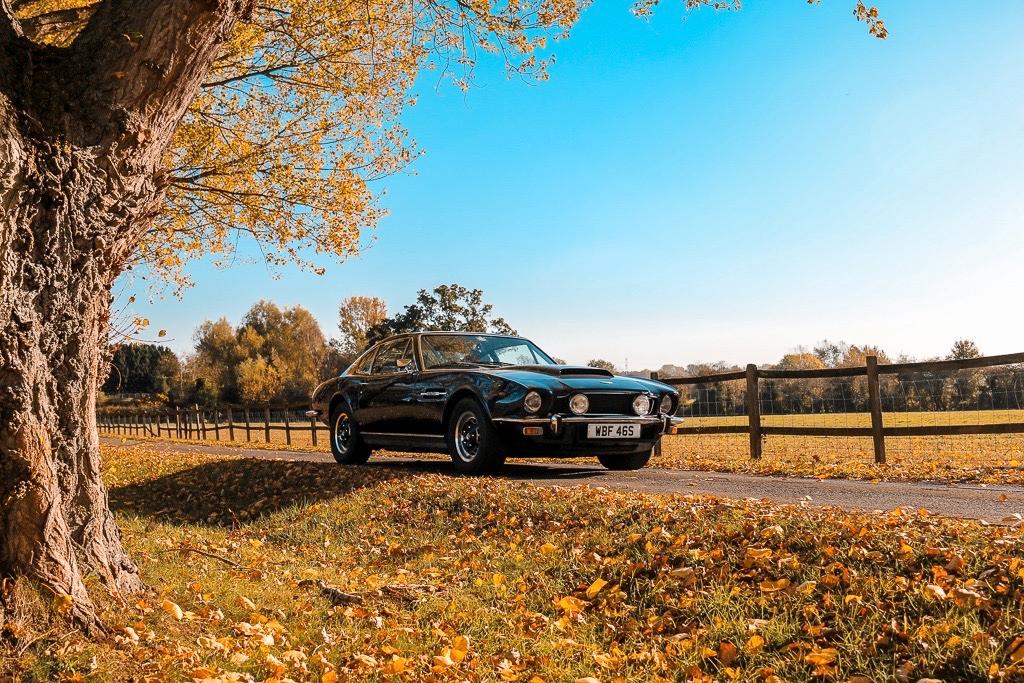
[[671, 339, 1024, 417], [103, 284, 515, 408], [104, 294, 1020, 416]]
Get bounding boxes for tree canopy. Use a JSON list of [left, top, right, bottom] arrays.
[[338, 295, 388, 354], [190, 301, 327, 404], [367, 284, 516, 345], [7, 0, 884, 293]]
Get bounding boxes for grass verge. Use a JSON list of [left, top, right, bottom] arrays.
[[6, 444, 1023, 681]]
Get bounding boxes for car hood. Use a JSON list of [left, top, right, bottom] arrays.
[[492, 365, 676, 394]]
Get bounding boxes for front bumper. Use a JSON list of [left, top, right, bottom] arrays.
[[493, 413, 683, 434], [490, 413, 683, 457]]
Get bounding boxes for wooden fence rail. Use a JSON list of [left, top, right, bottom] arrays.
[[97, 351, 1024, 465], [98, 406, 331, 446], [658, 352, 1024, 463]]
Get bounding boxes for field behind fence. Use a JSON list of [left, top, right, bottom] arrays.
[[98, 352, 1024, 480]]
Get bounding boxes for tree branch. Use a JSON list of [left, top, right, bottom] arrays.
[[50, 0, 257, 147], [0, 0, 31, 98], [19, 6, 95, 42]]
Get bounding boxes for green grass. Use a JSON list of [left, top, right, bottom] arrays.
[[3, 443, 1024, 681]]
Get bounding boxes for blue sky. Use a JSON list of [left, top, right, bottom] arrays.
[[134, 0, 1024, 370]]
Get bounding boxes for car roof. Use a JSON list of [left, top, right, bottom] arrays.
[[376, 331, 528, 345]]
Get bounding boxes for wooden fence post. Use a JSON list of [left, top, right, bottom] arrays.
[[284, 410, 291, 446], [310, 413, 317, 447], [244, 408, 252, 442], [228, 407, 235, 441], [746, 364, 763, 460], [175, 408, 182, 439], [866, 355, 886, 464], [651, 371, 662, 457], [264, 406, 271, 443], [213, 409, 221, 441]]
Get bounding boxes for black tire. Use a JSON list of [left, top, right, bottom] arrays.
[[447, 398, 506, 474], [597, 448, 653, 471], [329, 405, 372, 465]]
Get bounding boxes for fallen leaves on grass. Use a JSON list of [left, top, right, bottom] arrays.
[[5, 443, 1023, 682]]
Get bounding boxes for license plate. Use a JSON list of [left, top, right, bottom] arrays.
[[587, 423, 640, 439]]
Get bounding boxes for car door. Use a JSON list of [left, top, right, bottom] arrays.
[[356, 338, 421, 433]]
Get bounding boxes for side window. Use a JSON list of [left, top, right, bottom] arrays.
[[348, 349, 376, 376], [371, 339, 410, 375], [398, 340, 418, 372]]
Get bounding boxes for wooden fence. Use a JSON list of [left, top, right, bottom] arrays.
[[98, 352, 1024, 464], [98, 406, 327, 447], [654, 352, 1024, 463]]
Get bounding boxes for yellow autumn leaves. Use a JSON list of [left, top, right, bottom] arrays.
[[17, 442, 1024, 681]]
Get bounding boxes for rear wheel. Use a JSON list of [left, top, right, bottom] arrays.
[[330, 406, 372, 465], [447, 398, 506, 474], [597, 448, 652, 471]]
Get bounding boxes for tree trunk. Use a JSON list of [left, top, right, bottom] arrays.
[[0, 0, 254, 627], [0, 94, 146, 627]]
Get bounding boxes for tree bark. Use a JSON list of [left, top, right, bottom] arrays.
[[0, 93, 147, 627], [0, 0, 255, 626]]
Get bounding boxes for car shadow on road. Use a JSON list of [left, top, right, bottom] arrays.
[[109, 454, 609, 528], [109, 457, 408, 528], [366, 457, 609, 481]]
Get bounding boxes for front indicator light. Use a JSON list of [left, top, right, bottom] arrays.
[[569, 393, 589, 415], [633, 394, 652, 416], [522, 426, 544, 436]]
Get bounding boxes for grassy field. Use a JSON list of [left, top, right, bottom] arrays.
[[3, 442, 1024, 681], [660, 411, 1024, 484], [103, 409, 1024, 484]]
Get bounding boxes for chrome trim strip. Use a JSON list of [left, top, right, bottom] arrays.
[[304, 410, 319, 418], [362, 432, 446, 440], [493, 415, 664, 426]]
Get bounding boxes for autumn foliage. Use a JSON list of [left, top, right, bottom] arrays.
[[2, 442, 1019, 681]]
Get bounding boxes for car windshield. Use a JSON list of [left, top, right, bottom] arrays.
[[420, 334, 556, 369]]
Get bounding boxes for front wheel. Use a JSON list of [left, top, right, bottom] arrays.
[[447, 399, 506, 474], [597, 448, 653, 471], [329, 406, 372, 465]]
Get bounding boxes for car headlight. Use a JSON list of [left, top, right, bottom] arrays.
[[659, 395, 673, 415], [523, 390, 543, 413], [569, 393, 589, 415], [633, 394, 652, 416]]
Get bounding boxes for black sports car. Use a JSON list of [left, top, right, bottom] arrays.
[[308, 332, 682, 473]]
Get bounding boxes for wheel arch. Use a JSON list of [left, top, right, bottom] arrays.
[[442, 387, 489, 429], [328, 392, 355, 419]]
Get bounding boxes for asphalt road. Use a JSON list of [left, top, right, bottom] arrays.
[[104, 438, 1024, 524]]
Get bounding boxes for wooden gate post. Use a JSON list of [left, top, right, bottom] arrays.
[[746, 364, 763, 460], [284, 410, 291, 446], [244, 408, 252, 442], [175, 408, 182, 438], [227, 407, 235, 441], [310, 413, 318, 447], [866, 355, 886, 464], [651, 371, 662, 457], [264, 406, 271, 443]]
